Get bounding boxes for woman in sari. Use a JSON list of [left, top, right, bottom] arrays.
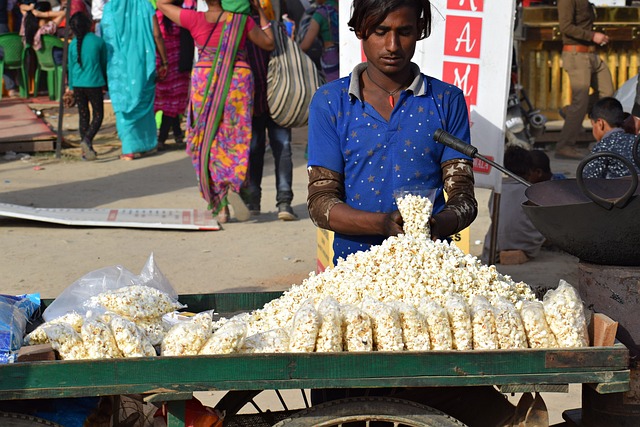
[[102, 0, 169, 160], [157, 0, 274, 222]]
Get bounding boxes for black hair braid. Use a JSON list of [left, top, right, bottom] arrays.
[[23, 11, 39, 46], [69, 12, 92, 67]]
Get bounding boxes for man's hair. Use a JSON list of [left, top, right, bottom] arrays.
[[529, 150, 551, 174], [347, 0, 432, 40], [589, 96, 625, 128], [504, 145, 532, 179]]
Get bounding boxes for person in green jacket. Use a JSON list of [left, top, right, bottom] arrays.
[[66, 12, 107, 161]]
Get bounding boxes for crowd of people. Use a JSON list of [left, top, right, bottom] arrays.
[[0, 0, 341, 223], [1, 0, 638, 242]]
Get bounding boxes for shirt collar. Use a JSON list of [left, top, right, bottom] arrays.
[[348, 62, 425, 102], [602, 127, 624, 139]]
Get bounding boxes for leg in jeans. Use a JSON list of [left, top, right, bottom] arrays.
[[247, 113, 268, 212], [267, 117, 293, 207], [83, 87, 104, 146]]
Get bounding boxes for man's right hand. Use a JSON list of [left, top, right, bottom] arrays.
[[382, 210, 404, 237]]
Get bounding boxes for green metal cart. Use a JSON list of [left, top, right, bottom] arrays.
[[0, 292, 631, 427]]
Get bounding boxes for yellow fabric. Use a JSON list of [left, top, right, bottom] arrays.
[[259, 0, 275, 21]]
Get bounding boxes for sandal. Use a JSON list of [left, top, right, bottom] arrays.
[[120, 153, 139, 161]]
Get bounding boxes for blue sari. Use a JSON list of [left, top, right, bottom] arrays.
[[102, 0, 158, 155]]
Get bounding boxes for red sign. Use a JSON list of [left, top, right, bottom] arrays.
[[444, 16, 482, 59], [442, 61, 479, 107], [447, 0, 484, 12], [473, 156, 493, 174]]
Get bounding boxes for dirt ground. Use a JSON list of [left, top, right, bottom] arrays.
[[0, 101, 586, 424]]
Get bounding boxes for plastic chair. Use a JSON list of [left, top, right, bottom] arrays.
[[33, 34, 64, 100], [0, 33, 29, 99]]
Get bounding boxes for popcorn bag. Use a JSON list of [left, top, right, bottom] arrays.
[[444, 293, 473, 351], [288, 299, 321, 352], [394, 187, 436, 238], [520, 300, 558, 349], [241, 328, 290, 353], [470, 295, 499, 350], [200, 320, 248, 355], [543, 280, 589, 348], [341, 304, 373, 352], [417, 299, 453, 351], [161, 312, 213, 356], [493, 296, 528, 350], [391, 301, 430, 351], [361, 296, 403, 351], [43, 253, 183, 322], [315, 296, 343, 352]]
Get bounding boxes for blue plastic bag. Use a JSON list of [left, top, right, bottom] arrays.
[[0, 293, 40, 363]]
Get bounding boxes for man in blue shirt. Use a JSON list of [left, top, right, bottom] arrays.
[[306, 0, 477, 264]]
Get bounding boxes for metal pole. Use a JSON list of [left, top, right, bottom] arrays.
[[55, 4, 72, 159], [488, 192, 501, 266]]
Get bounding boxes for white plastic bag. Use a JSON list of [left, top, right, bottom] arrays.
[[43, 253, 182, 322]]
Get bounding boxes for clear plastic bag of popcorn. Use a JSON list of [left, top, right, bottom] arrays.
[[241, 328, 290, 353], [470, 295, 499, 350], [110, 315, 156, 357], [25, 311, 84, 345], [361, 296, 403, 351], [161, 312, 213, 356], [444, 293, 473, 351], [394, 187, 436, 238], [288, 299, 321, 352], [315, 296, 343, 352], [87, 285, 184, 321], [417, 299, 452, 350], [520, 300, 558, 349], [200, 320, 247, 355], [137, 317, 168, 346], [341, 304, 372, 352], [493, 296, 528, 349], [543, 280, 589, 348], [390, 301, 430, 351], [42, 322, 88, 360], [81, 317, 123, 359]]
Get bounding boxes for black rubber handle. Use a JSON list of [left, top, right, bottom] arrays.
[[433, 129, 478, 158], [576, 152, 638, 209]]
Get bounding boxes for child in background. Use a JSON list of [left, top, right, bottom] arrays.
[[65, 12, 107, 161], [584, 97, 640, 179]]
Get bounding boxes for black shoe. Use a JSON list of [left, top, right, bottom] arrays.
[[277, 204, 298, 221]]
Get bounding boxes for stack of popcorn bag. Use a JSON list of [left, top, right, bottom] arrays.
[[22, 192, 591, 359]]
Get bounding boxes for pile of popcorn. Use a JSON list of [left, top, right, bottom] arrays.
[[22, 194, 590, 358]]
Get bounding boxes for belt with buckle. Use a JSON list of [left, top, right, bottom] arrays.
[[562, 45, 596, 53]]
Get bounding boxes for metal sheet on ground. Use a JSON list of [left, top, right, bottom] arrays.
[[0, 203, 220, 230]]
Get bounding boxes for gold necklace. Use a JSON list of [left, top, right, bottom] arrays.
[[365, 68, 410, 108]]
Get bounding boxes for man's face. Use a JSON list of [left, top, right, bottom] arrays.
[[590, 118, 605, 142], [361, 6, 419, 77]]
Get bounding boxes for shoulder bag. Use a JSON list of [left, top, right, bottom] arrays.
[[267, 21, 325, 128]]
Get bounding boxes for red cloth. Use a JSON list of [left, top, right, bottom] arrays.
[[179, 9, 255, 48]]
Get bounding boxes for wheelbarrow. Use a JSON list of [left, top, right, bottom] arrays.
[[433, 129, 640, 266]]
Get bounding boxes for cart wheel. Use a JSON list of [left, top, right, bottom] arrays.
[[0, 412, 64, 427], [272, 396, 467, 427]]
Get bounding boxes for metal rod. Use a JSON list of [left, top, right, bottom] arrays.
[[475, 153, 531, 188], [488, 192, 501, 266], [55, 4, 72, 159]]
